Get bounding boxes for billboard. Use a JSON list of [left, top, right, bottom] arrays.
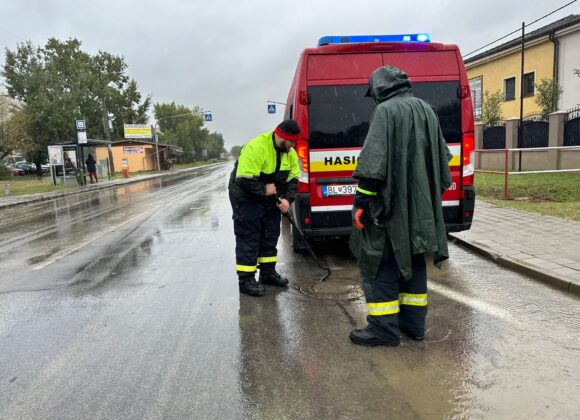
[[124, 124, 152, 139]]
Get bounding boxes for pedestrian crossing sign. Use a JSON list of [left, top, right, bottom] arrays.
[[268, 104, 276, 114]]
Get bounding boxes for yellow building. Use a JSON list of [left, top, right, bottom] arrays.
[[465, 15, 580, 120], [96, 140, 182, 173], [51, 139, 182, 177]]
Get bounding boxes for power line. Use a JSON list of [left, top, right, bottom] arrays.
[[463, 0, 578, 58]]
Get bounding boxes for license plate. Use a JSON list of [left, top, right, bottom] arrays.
[[322, 184, 357, 197]]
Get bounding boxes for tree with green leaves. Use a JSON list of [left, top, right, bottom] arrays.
[[230, 145, 242, 158], [0, 96, 23, 161], [153, 103, 225, 162], [2, 38, 151, 171], [482, 90, 504, 126], [535, 78, 562, 118]]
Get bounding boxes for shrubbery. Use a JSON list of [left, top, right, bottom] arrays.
[[0, 165, 10, 180]]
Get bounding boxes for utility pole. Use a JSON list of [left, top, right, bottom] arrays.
[[99, 73, 115, 175]]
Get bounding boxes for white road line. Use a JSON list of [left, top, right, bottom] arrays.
[[429, 282, 518, 324]]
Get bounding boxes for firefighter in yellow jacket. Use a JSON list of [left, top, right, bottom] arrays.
[[228, 120, 301, 296]]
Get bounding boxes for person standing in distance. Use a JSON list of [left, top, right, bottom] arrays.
[[85, 153, 98, 183], [229, 120, 302, 296], [350, 66, 452, 346]]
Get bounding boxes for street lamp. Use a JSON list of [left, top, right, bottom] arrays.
[[154, 110, 213, 171]]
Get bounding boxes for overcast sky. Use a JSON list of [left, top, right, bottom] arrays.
[[0, 0, 577, 149]]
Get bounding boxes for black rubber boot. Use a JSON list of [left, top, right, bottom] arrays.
[[399, 324, 425, 341], [239, 277, 265, 296], [349, 327, 400, 347], [259, 270, 289, 287]]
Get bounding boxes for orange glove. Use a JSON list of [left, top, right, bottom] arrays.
[[354, 208, 365, 230]]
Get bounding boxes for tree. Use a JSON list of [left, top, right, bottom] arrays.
[[2, 38, 150, 171], [206, 132, 226, 158], [153, 103, 226, 162], [154, 102, 207, 163], [535, 78, 563, 118], [482, 90, 503, 126], [0, 96, 20, 161], [230, 145, 242, 158]]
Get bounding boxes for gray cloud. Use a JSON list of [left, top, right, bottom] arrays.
[[1, 0, 576, 149]]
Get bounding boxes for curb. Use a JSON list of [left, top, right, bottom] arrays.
[[0, 162, 228, 210], [448, 233, 580, 297]]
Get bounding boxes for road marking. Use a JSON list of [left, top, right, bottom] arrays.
[[429, 282, 517, 324]]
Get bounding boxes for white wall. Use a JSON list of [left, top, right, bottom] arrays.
[[557, 28, 580, 110]]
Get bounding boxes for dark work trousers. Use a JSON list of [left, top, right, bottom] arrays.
[[230, 193, 281, 283], [361, 241, 428, 344]]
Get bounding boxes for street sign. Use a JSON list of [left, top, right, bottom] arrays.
[[268, 104, 276, 114], [77, 130, 87, 144], [124, 124, 152, 139], [76, 119, 86, 130], [204, 113, 213, 122]]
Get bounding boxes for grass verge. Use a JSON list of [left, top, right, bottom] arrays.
[[475, 172, 580, 221]]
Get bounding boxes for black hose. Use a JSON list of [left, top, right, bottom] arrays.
[[282, 211, 331, 282]]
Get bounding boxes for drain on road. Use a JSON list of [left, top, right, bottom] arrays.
[[299, 277, 363, 300]]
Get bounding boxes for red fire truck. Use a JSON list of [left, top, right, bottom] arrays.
[[283, 34, 475, 252]]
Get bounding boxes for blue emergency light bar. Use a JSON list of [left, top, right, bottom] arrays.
[[318, 34, 430, 46]]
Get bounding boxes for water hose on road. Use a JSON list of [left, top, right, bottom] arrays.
[[278, 199, 331, 282]]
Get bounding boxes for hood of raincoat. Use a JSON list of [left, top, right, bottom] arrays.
[[366, 66, 412, 104]]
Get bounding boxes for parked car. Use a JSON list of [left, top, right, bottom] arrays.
[[14, 161, 36, 174], [7, 165, 25, 176]]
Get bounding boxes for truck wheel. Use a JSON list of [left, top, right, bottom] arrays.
[[291, 223, 309, 254]]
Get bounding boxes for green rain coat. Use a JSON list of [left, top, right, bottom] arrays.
[[350, 66, 452, 280]]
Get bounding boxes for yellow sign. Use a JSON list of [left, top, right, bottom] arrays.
[[124, 124, 152, 139]]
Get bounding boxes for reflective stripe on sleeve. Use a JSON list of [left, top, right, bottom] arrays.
[[367, 300, 400, 316], [356, 186, 378, 196], [399, 293, 428, 306], [257, 256, 277, 263], [236, 264, 257, 273]]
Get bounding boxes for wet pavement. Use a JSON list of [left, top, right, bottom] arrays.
[[1, 163, 579, 419], [450, 200, 580, 295]]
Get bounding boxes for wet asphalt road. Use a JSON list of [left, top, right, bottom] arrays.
[[1, 163, 579, 419]]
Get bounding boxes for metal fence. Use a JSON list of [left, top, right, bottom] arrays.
[[521, 114, 549, 148], [564, 106, 580, 146], [483, 121, 506, 149]]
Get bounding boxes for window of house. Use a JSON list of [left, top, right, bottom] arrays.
[[523, 72, 535, 97], [504, 77, 516, 101], [469, 77, 482, 120]]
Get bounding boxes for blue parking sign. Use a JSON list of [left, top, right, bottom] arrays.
[[268, 104, 276, 114]]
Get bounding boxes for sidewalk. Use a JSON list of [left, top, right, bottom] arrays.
[[0, 163, 226, 210], [449, 200, 580, 297]]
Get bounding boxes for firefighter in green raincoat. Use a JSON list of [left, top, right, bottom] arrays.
[[350, 66, 452, 346]]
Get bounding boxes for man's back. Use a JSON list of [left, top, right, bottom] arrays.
[[353, 65, 451, 279]]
